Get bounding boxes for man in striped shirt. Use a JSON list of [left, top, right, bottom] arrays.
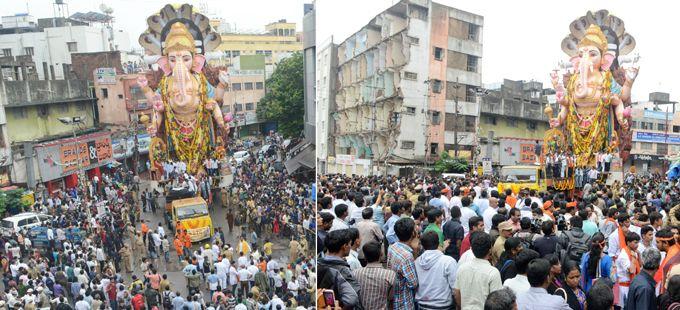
[[354, 241, 396, 310], [387, 217, 420, 310]]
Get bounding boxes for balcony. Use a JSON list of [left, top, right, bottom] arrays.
[[1, 79, 91, 107]]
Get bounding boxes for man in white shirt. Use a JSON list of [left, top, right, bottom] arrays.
[[454, 231, 502, 309], [615, 232, 640, 306], [330, 204, 350, 232], [460, 197, 478, 235], [503, 249, 539, 295], [482, 199, 499, 233]]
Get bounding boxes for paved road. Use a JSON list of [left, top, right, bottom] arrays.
[[119, 182, 295, 298]]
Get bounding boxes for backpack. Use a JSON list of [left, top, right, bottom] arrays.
[[515, 232, 535, 251], [162, 291, 172, 309], [562, 230, 591, 263]]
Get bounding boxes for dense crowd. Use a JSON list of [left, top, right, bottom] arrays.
[[0, 132, 316, 310], [316, 172, 680, 310]]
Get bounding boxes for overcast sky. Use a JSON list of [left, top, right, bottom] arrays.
[[317, 0, 679, 103], [1, 0, 305, 44]]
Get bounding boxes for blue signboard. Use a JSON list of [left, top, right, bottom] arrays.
[[633, 131, 680, 145], [643, 109, 672, 120]]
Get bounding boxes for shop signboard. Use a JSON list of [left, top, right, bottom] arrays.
[[94, 68, 116, 85], [35, 132, 114, 182], [499, 138, 540, 166], [633, 131, 680, 145]]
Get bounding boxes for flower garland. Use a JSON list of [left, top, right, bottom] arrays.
[[565, 71, 612, 168], [160, 72, 213, 175]]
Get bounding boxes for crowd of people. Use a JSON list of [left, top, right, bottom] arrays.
[[316, 172, 680, 309], [0, 130, 317, 310]]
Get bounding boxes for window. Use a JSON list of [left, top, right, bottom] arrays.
[[37, 106, 48, 117], [76, 102, 86, 111], [431, 111, 441, 125], [232, 83, 242, 91], [24, 47, 34, 56], [118, 94, 123, 99], [506, 119, 518, 127], [632, 121, 638, 129], [484, 116, 497, 125], [0, 127, 5, 148], [674, 125, 680, 133], [405, 107, 416, 115], [401, 140, 415, 149], [246, 103, 254, 111], [11, 108, 27, 119], [407, 36, 419, 45], [432, 79, 442, 93], [404, 72, 417, 80], [658, 144, 668, 155], [256, 82, 264, 89], [67, 42, 78, 52], [235, 103, 243, 112], [466, 85, 476, 102], [658, 123, 667, 131], [232, 51, 240, 57], [467, 55, 478, 72], [244, 82, 253, 90], [434, 47, 444, 61], [223, 105, 230, 113], [528, 122, 537, 130], [101, 88, 108, 98], [430, 143, 438, 155], [1, 49, 11, 57], [468, 24, 479, 42], [640, 142, 653, 150], [465, 115, 475, 132]]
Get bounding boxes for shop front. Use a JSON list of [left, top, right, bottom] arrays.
[[627, 154, 667, 175], [34, 132, 114, 194]]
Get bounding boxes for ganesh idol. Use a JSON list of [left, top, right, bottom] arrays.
[[548, 10, 639, 167], [136, 4, 233, 175]]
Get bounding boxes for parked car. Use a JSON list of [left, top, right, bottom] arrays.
[[1, 212, 53, 237]]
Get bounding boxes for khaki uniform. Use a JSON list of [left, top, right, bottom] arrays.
[[119, 246, 132, 273]]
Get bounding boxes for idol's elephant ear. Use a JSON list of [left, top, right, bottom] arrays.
[[192, 54, 206, 73], [156, 56, 171, 76], [602, 51, 615, 71]]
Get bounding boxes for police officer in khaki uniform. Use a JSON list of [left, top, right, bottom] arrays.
[[119, 245, 132, 273]]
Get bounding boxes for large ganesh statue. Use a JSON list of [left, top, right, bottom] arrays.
[[548, 10, 639, 169], [137, 4, 232, 175]]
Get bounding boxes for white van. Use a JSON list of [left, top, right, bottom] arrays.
[[1, 212, 52, 237], [233, 151, 250, 165]]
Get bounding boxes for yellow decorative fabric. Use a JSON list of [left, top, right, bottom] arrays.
[[565, 71, 612, 167], [159, 73, 213, 174]]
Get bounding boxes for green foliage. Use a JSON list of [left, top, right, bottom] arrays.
[[0, 189, 29, 216], [434, 152, 469, 173], [256, 52, 304, 138]]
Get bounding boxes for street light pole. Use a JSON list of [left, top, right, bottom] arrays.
[[452, 78, 460, 157], [59, 116, 91, 223]]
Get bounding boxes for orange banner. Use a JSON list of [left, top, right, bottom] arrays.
[[520, 144, 536, 163]]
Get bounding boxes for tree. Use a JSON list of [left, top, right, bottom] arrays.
[[0, 189, 30, 216], [256, 52, 304, 138], [434, 152, 469, 173]]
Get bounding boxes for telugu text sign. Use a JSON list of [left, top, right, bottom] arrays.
[[36, 133, 114, 182], [519, 144, 536, 163]]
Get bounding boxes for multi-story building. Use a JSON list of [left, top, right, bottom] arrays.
[[221, 55, 268, 137], [479, 79, 553, 167], [628, 92, 680, 174], [0, 14, 131, 80], [330, 0, 483, 174], [284, 3, 316, 176], [316, 38, 337, 174], [212, 19, 303, 67], [1, 76, 113, 191]]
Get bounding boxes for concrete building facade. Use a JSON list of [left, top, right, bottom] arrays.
[[478, 79, 552, 166], [212, 20, 303, 67], [628, 92, 680, 174], [0, 15, 131, 80], [329, 0, 483, 173], [316, 38, 337, 174]]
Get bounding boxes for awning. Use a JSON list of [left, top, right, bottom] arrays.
[[285, 144, 315, 173]]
